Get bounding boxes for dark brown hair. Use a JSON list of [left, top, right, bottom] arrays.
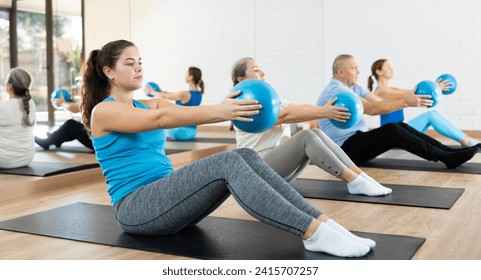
[[81, 39, 136, 134], [368, 59, 387, 91], [188, 66, 204, 93]]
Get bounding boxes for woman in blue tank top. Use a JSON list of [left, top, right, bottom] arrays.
[[149, 67, 204, 140], [79, 39, 375, 258], [369, 59, 479, 147]]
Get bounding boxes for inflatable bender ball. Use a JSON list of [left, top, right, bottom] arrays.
[[436, 74, 457, 95], [329, 92, 364, 129], [415, 80, 442, 108], [50, 88, 72, 102], [145, 82, 162, 97], [232, 79, 280, 133], [167, 127, 197, 141]]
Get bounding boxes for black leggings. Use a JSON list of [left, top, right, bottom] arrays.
[[341, 122, 460, 164], [55, 119, 93, 149]]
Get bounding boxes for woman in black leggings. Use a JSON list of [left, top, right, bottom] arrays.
[[35, 94, 93, 151]]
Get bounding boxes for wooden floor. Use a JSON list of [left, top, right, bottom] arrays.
[[1, 127, 481, 260]]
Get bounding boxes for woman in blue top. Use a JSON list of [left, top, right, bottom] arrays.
[[156, 67, 204, 140], [80, 39, 374, 258], [369, 59, 479, 147]]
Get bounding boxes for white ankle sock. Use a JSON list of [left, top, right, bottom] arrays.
[[303, 222, 370, 258], [326, 219, 376, 249], [360, 173, 392, 195], [347, 175, 391, 196], [463, 138, 480, 147]]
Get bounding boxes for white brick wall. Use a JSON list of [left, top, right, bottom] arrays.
[[323, 0, 481, 130], [255, 0, 324, 104], [85, 0, 481, 130]]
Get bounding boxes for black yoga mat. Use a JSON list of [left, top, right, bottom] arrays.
[[393, 145, 461, 150], [358, 158, 481, 174], [36, 146, 94, 153], [165, 148, 191, 155], [0, 202, 425, 260], [167, 137, 235, 144], [0, 162, 100, 177], [35, 146, 189, 155], [292, 178, 464, 209]]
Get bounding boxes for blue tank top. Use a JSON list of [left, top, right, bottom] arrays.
[[175, 90, 202, 106], [92, 98, 174, 204], [175, 90, 202, 128], [380, 109, 404, 126]]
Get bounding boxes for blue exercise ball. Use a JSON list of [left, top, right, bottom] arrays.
[[415, 80, 442, 107], [329, 92, 364, 129], [51, 88, 72, 102], [436, 74, 457, 95], [145, 82, 161, 97], [232, 79, 280, 133], [145, 82, 161, 92], [167, 127, 197, 141]]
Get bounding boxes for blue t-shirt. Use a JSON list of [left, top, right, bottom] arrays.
[[92, 98, 174, 204], [317, 78, 369, 146], [380, 109, 404, 126], [175, 90, 202, 129]]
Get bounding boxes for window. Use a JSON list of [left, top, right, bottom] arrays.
[[6, 0, 83, 124], [0, 9, 10, 100], [16, 8, 48, 112]]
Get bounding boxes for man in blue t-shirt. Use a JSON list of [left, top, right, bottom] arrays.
[[317, 54, 479, 169]]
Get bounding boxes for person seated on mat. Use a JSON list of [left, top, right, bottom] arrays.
[[146, 67, 204, 141], [231, 57, 391, 196], [317, 54, 479, 169], [80, 39, 375, 258], [35, 86, 93, 151], [0, 68, 36, 169], [368, 58, 479, 147]]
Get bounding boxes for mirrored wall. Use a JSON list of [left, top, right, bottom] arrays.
[[0, 0, 83, 125]]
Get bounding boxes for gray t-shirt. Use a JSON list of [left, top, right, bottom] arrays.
[[317, 78, 368, 146]]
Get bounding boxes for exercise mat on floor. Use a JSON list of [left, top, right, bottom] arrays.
[[0, 202, 425, 260], [357, 158, 481, 174], [292, 178, 464, 209], [165, 148, 191, 155], [167, 137, 235, 144], [0, 162, 99, 177]]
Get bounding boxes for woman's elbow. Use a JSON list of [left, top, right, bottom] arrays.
[[152, 114, 171, 129]]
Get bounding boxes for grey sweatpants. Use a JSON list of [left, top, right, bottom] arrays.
[[114, 148, 321, 237], [263, 129, 356, 182]]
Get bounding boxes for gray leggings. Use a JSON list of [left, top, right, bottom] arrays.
[[114, 148, 321, 237], [263, 129, 356, 182]]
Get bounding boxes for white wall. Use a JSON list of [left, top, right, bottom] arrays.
[[84, 0, 131, 56], [84, 0, 481, 130], [130, 0, 256, 104]]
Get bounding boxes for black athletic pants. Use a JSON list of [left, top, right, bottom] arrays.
[[340, 122, 450, 164]]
